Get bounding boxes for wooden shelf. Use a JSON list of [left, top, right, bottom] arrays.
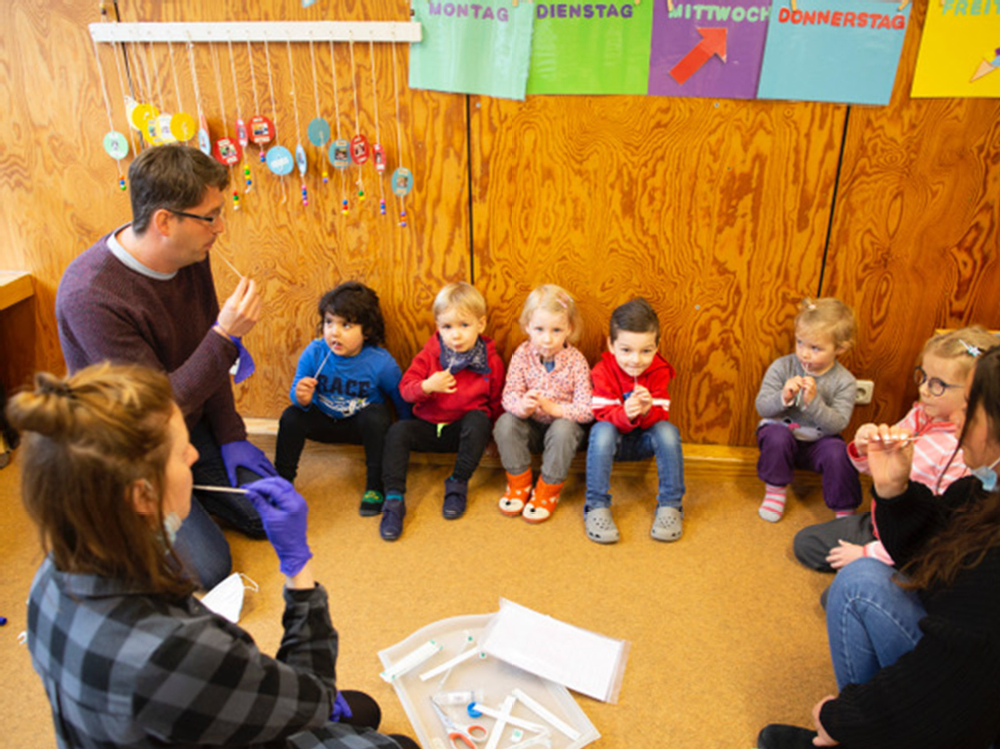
[[0, 271, 33, 311]]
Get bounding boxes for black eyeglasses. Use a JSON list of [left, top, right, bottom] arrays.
[[913, 366, 963, 397], [168, 209, 222, 226]]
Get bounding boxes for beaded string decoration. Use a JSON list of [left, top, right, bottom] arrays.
[[167, 40, 197, 142], [347, 32, 369, 205], [263, 37, 291, 204], [185, 36, 212, 156], [227, 35, 252, 195], [209, 41, 243, 210], [144, 39, 175, 144], [127, 39, 161, 146], [327, 39, 351, 215], [90, 33, 128, 191], [286, 39, 310, 208], [389, 32, 413, 228], [107, 23, 139, 174], [307, 35, 331, 186], [368, 38, 387, 216], [246, 39, 275, 167]]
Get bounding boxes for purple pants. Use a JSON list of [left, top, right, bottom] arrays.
[[756, 423, 861, 512]]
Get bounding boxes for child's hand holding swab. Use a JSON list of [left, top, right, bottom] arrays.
[[422, 369, 457, 394], [294, 377, 318, 407]]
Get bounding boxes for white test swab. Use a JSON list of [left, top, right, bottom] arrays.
[[379, 639, 443, 683], [419, 646, 485, 681], [313, 348, 332, 378], [467, 703, 546, 734], [510, 688, 581, 741], [193, 484, 249, 494], [483, 694, 516, 749], [214, 251, 244, 278]]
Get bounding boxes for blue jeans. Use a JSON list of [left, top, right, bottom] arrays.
[[172, 498, 232, 590], [189, 421, 266, 538], [584, 420, 685, 512], [826, 558, 925, 690]]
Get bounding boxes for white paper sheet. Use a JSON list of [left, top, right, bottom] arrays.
[[481, 599, 629, 703]]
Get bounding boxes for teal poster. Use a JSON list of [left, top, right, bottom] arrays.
[[409, 0, 535, 100], [527, 1, 655, 94], [756, 0, 911, 105]]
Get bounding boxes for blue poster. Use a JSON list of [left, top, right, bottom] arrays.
[[756, 0, 911, 105]]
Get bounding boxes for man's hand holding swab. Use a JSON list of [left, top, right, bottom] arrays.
[[216, 276, 261, 339]]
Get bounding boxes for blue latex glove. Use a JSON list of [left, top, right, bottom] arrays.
[[243, 477, 313, 577], [220, 440, 278, 487], [330, 691, 353, 722]]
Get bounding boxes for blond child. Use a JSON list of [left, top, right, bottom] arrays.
[[379, 283, 505, 541], [494, 285, 594, 523], [794, 326, 998, 571], [755, 298, 860, 522]]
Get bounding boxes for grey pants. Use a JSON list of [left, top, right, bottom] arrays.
[[793, 512, 876, 572], [493, 413, 584, 484]]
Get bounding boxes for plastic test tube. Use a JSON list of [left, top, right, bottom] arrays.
[[379, 639, 443, 683], [420, 646, 485, 681]]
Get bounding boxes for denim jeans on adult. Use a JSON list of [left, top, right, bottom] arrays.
[[172, 498, 232, 590], [189, 420, 266, 538], [826, 557, 926, 690], [584, 420, 685, 512]]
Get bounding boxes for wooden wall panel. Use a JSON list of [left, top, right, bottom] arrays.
[[824, 0, 1000, 432], [473, 96, 847, 446], [1, 0, 469, 420]]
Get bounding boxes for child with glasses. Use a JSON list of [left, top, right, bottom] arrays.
[[793, 326, 999, 572], [755, 298, 860, 522]]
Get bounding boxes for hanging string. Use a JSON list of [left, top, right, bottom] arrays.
[[263, 38, 287, 205], [246, 39, 266, 164], [130, 39, 152, 105], [308, 37, 328, 185], [328, 39, 349, 215], [286, 39, 308, 207], [147, 41, 164, 111], [348, 33, 365, 204], [368, 38, 386, 215], [227, 36, 252, 195], [90, 36, 127, 190], [167, 40, 184, 116], [210, 41, 240, 210], [186, 35, 208, 156], [390, 34, 408, 228], [110, 35, 140, 161]]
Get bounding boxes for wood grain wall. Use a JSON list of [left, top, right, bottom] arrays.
[[2, 0, 998, 448]]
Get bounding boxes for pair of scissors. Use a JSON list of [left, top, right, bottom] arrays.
[[430, 701, 487, 749]]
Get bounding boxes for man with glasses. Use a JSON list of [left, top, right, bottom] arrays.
[[56, 144, 274, 589]]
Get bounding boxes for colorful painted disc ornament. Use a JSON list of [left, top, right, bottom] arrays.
[[129, 102, 159, 131], [295, 144, 307, 177], [155, 114, 178, 144], [214, 137, 243, 166], [350, 134, 370, 165], [236, 118, 249, 148], [307, 117, 331, 147], [249, 115, 275, 146], [373, 143, 386, 174], [265, 145, 294, 176], [391, 167, 413, 197], [329, 139, 351, 169], [171, 112, 197, 142], [103, 131, 129, 160]]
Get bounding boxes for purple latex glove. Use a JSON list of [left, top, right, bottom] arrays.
[[220, 440, 278, 487], [330, 691, 353, 722], [231, 337, 256, 384], [243, 477, 313, 577]]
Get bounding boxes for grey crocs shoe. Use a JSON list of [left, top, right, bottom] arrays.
[[651, 506, 683, 542], [585, 507, 620, 544]]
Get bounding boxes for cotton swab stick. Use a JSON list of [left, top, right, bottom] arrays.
[[193, 484, 249, 494], [213, 250, 244, 278], [313, 347, 332, 378], [510, 689, 581, 741], [419, 646, 485, 681]]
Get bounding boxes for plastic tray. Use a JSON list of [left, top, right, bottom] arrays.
[[378, 613, 601, 749]]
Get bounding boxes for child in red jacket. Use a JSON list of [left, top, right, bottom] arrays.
[[379, 282, 505, 541], [585, 298, 685, 544]]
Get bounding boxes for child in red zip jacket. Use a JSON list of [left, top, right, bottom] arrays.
[[585, 298, 685, 544], [379, 282, 505, 541]]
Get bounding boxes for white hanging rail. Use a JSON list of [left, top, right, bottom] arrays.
[[88, 21, 422, 44]]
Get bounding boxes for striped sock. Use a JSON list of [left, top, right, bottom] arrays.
[[835, 509, 854, 519], [759, 484, 787, 522]]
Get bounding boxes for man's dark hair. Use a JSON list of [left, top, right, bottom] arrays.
[[128, 145, 229, 235], [609, 297, 660, 343], [318, 282, 386, 346]]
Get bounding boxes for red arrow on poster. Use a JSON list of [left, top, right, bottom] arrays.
[[669, 28, 728, 85]]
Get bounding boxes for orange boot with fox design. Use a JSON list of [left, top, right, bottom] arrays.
[[498, 469, 534, 516], [522, 477, 564, 524]]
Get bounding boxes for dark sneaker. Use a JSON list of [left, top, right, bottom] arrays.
[[442, 478, 468, 519], [756, 724, 819, 749], [359, 490, 385, 517], [380, 498, 405, 541]]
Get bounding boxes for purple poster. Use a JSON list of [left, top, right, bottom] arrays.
[[648, 0, 772, 98]]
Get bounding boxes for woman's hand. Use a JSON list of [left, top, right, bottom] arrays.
[[866, 425, 914, 498], [826, 540, 865, 570], [245, 477, 313, 579], [812, 696, 839, 746]]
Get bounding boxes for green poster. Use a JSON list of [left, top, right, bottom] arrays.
[[527, 1, 654, 94], [409, 0, 536, 100]]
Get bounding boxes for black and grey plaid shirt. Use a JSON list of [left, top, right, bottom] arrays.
[[27, 557, 400, 749]]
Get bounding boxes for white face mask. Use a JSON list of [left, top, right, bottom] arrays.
[[162, 511, 182, 545], [970, 455, 1000, 492], [200, 573, 258, 623]]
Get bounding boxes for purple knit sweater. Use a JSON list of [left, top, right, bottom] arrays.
[[56, 232, 245, 443]]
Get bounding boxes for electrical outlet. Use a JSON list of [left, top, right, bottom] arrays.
[[856, 380, 874, 405]]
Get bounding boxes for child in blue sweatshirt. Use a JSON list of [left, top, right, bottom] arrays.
[[275, 282, 410, 515]]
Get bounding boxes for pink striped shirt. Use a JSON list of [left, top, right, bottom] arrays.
[[847, 402, 967, 565], [501, 342, 594, 424]]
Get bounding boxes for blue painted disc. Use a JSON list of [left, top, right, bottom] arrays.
[[266, 145, 295, 176], [307, 117, 331, 147], [391, 167, 413, 197], [295, 144, 308, 177]]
